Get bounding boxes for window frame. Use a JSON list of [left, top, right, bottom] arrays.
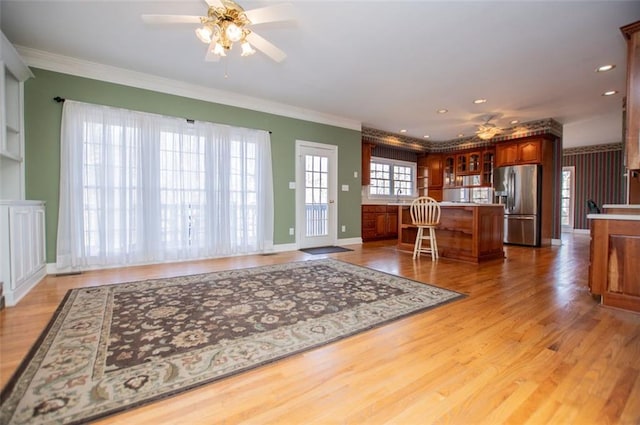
[[561, 166, 575, 230], [368, 157, 417, 200]]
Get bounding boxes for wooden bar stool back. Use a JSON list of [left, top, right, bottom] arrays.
[[410, 197, 441, 260]]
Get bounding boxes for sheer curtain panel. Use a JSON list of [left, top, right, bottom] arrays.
[[56, 100, 273, 270]]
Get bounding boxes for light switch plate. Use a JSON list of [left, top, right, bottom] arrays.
[[341, 184, 349, 191], [288, 182, 295, 189]]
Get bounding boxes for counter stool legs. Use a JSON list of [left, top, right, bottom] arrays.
[[413, 226, 438, 261]]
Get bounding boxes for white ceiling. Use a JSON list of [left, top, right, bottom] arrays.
[[2, 1, 640, 148]]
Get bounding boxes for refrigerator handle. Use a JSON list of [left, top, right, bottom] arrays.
[[508, 170, 515, 211]]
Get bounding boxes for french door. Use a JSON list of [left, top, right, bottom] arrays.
[[295, 141, 337, 249]]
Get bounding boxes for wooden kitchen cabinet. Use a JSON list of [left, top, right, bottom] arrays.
[[443, 156, 455, 187], [621, 21, 640, 171], [361, 142, 374, 186], [456, 151, 481, 175], [589, 216, 640, 313], [418, 154, 443, 200], [495, 139, 542, 167], [362, 205, 398, 241]]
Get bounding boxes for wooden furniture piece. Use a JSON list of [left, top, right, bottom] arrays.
[[494, 139, 542, 167], [361, 204, 398, 241], [621, 21, 640, 171], [588, 212, 640, 313], [417, 154, 443, 200], [409, 197, 441, 260], [397, 203, 504, 263], [361, 142, 374, 186]]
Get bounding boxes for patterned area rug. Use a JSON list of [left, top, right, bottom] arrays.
[[0, 259, 464, 425]]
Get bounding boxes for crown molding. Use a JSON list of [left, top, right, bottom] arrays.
[[363, 118, 563, 153], [16, 46, 362, 132]]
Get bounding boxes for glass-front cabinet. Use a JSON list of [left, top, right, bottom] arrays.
[[443, 156, 455, 187]]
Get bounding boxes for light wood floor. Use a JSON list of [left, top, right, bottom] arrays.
[[1, 234, 639, 424]]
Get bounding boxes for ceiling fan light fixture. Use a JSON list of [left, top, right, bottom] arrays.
[[241, 40, 256, 56], [212, 42, 227, 57], [195, 26, 213, 43], [225, 22, 244, 42]]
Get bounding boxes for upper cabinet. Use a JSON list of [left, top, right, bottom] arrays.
[[0, 32, 33, 200], [361, 142, 374, 186], [621, 21, 640, 171], [495, 139, 542, 167], [418, 154, 443, 200], [442, 148, 494, 188]]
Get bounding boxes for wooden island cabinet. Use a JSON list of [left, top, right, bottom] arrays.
[[397, 203, 504, 263], [588, 210, 640, 313], [362, 205, 398, 241]]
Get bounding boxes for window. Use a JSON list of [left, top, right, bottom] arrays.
[[57, 100, 274, 269], [369, 157, 416, 198], [561, 166, 575, 229]]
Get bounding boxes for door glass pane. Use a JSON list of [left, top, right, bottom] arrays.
[[305, 154, 328, 237]]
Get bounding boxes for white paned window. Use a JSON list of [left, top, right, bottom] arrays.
[[369, 157, 416, 198]]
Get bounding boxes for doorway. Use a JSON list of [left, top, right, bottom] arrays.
[[295, 140, 337, 249]]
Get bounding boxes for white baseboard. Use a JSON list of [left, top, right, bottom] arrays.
[[337, 237, 363, 246], [572, 229, 590, 234], [552, 238, 562, 246], [5, 266, 46, 306]]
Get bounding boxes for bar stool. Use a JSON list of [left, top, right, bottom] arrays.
[[410, 197, 441, 260]]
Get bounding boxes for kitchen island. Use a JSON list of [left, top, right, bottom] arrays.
[[587, 207, 640, 313], [396, 202, 505, 263]]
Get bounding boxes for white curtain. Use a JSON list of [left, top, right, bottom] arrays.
[[57, 100, 273, 269]]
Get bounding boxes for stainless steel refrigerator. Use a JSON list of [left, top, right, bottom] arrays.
[[493, 164, 541, 246]]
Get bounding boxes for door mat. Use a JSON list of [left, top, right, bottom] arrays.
[[300, 246, 354, 254]]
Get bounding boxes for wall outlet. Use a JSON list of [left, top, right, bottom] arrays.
[[341, 225, 346, 232], [289, 227, 294, 235], [354, 171, 358, 178]]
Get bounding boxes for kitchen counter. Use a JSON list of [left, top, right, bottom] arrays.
[[396, 203, 504, 263], [588, 212, 640, 313]]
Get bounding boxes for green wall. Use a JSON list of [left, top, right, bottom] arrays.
[[24, 68, 362, 263]]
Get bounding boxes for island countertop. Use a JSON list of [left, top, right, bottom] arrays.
[[396, 203, 504, 263]]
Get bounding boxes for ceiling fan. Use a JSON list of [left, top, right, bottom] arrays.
[[475, 116, 503, 140], [142, 0, 293, 63]]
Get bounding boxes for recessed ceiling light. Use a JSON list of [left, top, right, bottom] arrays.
[[596, 64, 615, 72], [510, 120, 519, 125], [473, 98, 487, 104], [602, 90, 618, 96], [423, 135, 430, 139], [457, 133, 464, 138], [400, 129, 407, 133], [437, 109, 448, 114]]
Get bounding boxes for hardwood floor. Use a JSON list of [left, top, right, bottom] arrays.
[[1, 234, 639, 424]]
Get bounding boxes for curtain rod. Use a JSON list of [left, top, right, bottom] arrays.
[[52, 96, 272, 134]]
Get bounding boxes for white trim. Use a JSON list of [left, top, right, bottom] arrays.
[[295, 140, 338, 249], [16, 46, 361, 132], [551, 238, 562, 246], [337, 237, 362, 246], [571, 229, 590, 234], [4, 266, 45, 306]]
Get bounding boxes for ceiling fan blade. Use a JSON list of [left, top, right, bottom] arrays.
[[204, 0, 224, 7], [205, 40, 221, 62], [245, 3, 295, 25], [142, 15, 202, 24], [245, 32, 286, 62]]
